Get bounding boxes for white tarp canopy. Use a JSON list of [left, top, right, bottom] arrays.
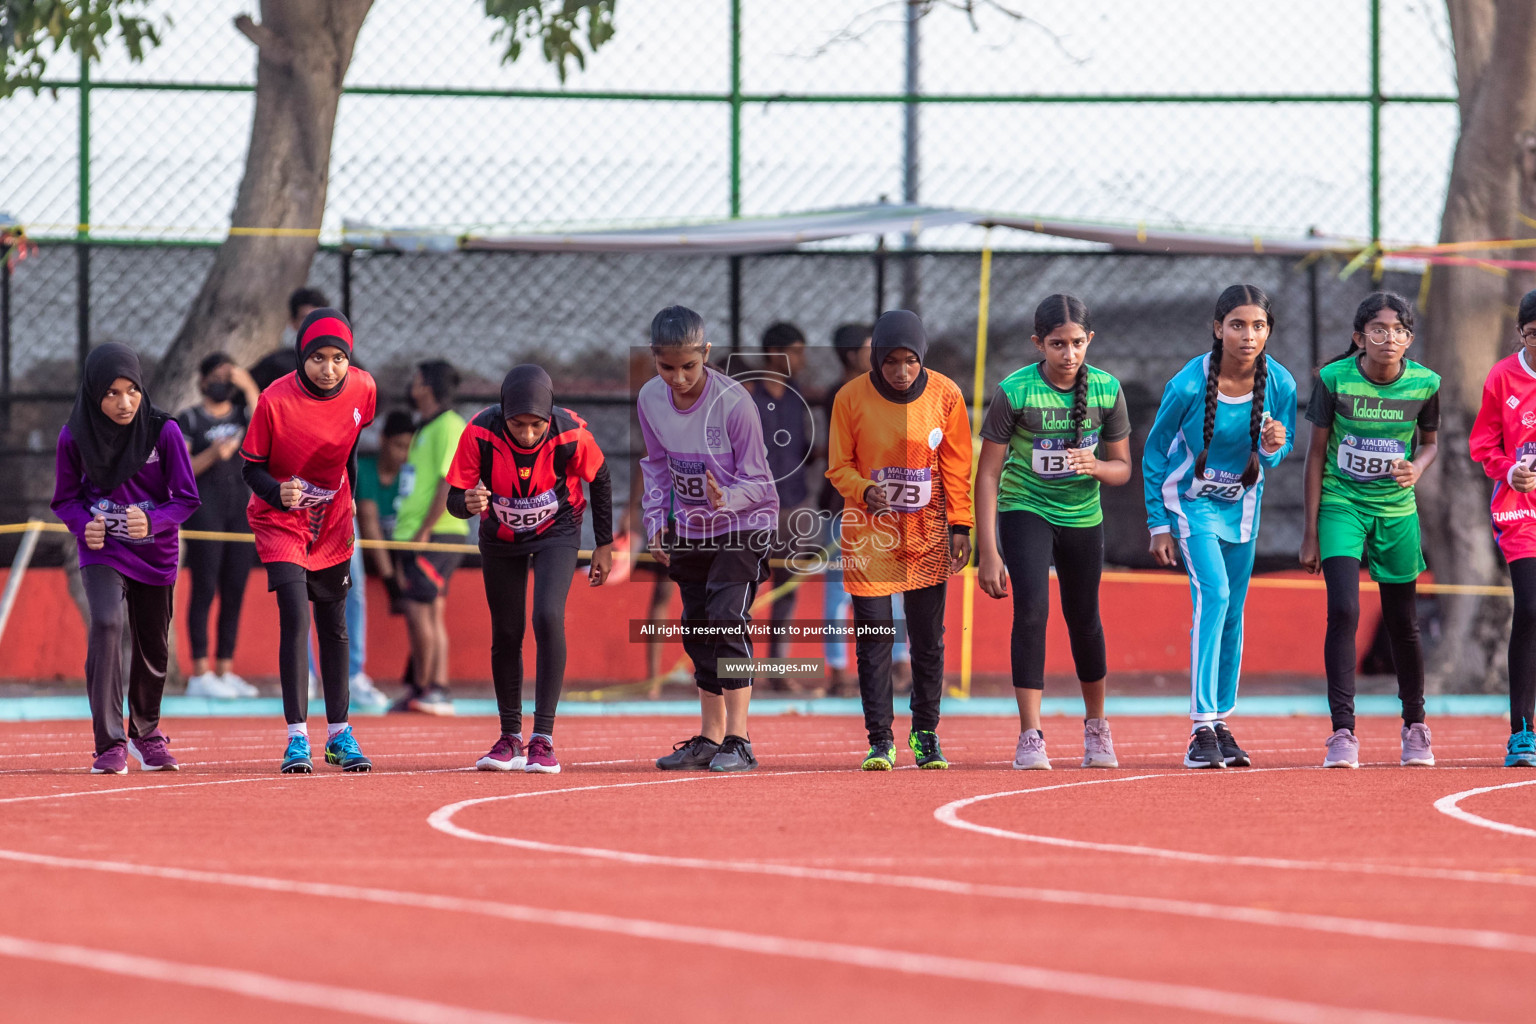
[[341, 204, 1367, 260]]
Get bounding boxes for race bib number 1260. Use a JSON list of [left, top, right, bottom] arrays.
[[491, 490, 559, 532]]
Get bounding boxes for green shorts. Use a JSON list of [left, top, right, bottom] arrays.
[[1317, 503, 1425, 584]]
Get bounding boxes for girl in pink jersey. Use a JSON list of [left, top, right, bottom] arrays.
[[1469, 288, 1536, 766]]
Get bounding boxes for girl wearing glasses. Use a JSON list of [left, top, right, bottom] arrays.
[[1469, 288, 1536, 768], [1300, 292, 1439, 769], [1145, 285, 1296, 769]]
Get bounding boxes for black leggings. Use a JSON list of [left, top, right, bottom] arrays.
[[266, 562, 350, 726], [852, 580, 946, 743], [1322, 557, 1424, 732], [482, 544, 579, 737], [185, 527, 253, 661], [997, 510, 1106, 690], [1508, 559, 1536, 734]]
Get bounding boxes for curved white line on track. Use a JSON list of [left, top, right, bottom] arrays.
[[426, 774, 1536, 954], [933, 772, 1536, 888], [1433, 779, 1536, 838], [0, 933, 561, 1024]]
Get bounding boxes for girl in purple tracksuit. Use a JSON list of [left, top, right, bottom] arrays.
[[52, 343, 201, 774]]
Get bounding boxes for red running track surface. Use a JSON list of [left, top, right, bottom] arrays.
[[0, 714, 1532, 1024]]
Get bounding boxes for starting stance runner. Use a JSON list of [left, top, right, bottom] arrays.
[[1469, 287, 1536, 768], [53, 344, 200, 774], [976, 295, 1130, 770], [639, 306, 778, 772], [1143, 285, 1296, 769], [827, 309, 973, 771], [242, 308, 377, 774], [449, 364, 614, 774], [1301, 292, 1438, 768]]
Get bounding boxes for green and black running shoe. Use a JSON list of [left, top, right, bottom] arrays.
[[861, 741, 898, 771], [908, 730, 949, 769]]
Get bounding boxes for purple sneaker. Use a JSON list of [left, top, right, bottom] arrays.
[[127, 731, 179, 771], [524, 735, 561, 774], [475, 734, 525, 771], [91, 744, 127, 775], [1322, 728, 1359, 769], [1401, 722, 1435, 766]]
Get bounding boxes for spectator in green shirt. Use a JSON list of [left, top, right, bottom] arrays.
[[389, 361, 470, 714]]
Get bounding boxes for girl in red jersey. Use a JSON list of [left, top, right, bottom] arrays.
[[447, 365, 613, 774], [1469, 288, 1536, 767], [241, 308, 377, 774]]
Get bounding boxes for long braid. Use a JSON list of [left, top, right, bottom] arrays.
[[1070, 365, 1089, 447], [1243, 352, 1268, 486], [1193, 335, 1223, 477]]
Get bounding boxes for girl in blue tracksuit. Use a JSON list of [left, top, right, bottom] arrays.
[[1143, 284, 1297, 770]]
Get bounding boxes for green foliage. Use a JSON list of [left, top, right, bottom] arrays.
[[1, 0, 168, 98], [483, 0, 616, 83]]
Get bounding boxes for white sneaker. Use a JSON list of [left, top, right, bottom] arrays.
[[350, 672, 389, 709], [1012, 729, 1052, 770], [186, 672, 239, 698], [220, 672, 259, 697]]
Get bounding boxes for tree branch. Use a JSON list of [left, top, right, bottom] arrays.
[[234, 13, 291, 67]]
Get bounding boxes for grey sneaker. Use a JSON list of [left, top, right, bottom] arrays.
[[708, 735, 757, 772], [1323, 728, 1359, 768], [1012, 730, 1051, 770], [1081, 718, 1118, 768], [1401, 722, 1435, 766]]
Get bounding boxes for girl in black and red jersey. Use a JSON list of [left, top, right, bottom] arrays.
[[447, 364, 613, 774], [241, 308, 377, 775]]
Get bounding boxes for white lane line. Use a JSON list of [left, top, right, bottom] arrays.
[[0, 933, 561, 1024], [0, 850, 1480, 1024], [0, 767, 474, 805], [932, 773, 1536, 888], [424, 778, 1536, 955], [1433, 779, 1536, 838]]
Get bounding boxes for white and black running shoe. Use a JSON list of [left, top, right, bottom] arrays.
[[1213, 722, 1250, 767], [1183, 726, 1227, 769]]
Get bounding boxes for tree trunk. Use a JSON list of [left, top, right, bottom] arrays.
[[1420, 0, 1536, 689], [151, 0, 373, 409]]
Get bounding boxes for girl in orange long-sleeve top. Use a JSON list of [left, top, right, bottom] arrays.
[[826, 309, 973, 770]]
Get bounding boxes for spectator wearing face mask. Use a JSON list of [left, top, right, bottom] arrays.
[[177, 353, 262, 698]]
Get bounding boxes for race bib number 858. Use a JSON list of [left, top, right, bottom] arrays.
[[669, 456, 710, 506]]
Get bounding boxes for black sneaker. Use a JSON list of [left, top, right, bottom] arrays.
[[656, 735, 721, 771], [387, 685, 423, 714], [1213, 722, 1250, 767], [708, 735, 757, 772], [1183, 726, 1227, 769]]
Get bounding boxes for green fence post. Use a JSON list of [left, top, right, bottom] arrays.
[[729, 0, 742, 219], [1369, 0, 1382, 245]]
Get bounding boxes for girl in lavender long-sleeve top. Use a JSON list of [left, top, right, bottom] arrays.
[[51, 343, 200, 774], [639, 306, 778, 773]]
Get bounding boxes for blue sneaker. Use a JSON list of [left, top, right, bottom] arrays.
[[324, 726, 373, 772], [280, 734, 312, 774], [1506, 729, 1536, 768]]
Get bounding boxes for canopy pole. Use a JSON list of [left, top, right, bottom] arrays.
[[956, 232, 992, 700]]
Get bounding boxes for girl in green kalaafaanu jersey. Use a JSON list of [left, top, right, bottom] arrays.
[[976, 295, 1133, 771], [1300, 291, 1440, 770]]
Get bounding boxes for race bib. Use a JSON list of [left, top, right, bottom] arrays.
[[289, 477, 338, 510], [669, 455, 710, 507], [872, 466, 932, 512], [1030, 432, 1099, 481], [1517, 442, 1536, 473], [1336, 435, 1405, 482], [396, 463, 417, 500], [90, 499, 154, 544], [491, 489, 559, 532], [1185, 468, 1246, 504]]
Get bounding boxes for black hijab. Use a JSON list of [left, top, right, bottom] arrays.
[[501, 364, 554, 441], [66, 343, 168, 492], [869, 309, 929, 404], [295, 307, 355, 399]]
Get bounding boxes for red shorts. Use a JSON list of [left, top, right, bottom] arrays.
[[247, 493, 355, 571]]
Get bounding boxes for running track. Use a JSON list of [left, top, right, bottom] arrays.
[[1, 715, 1532, 1023]]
